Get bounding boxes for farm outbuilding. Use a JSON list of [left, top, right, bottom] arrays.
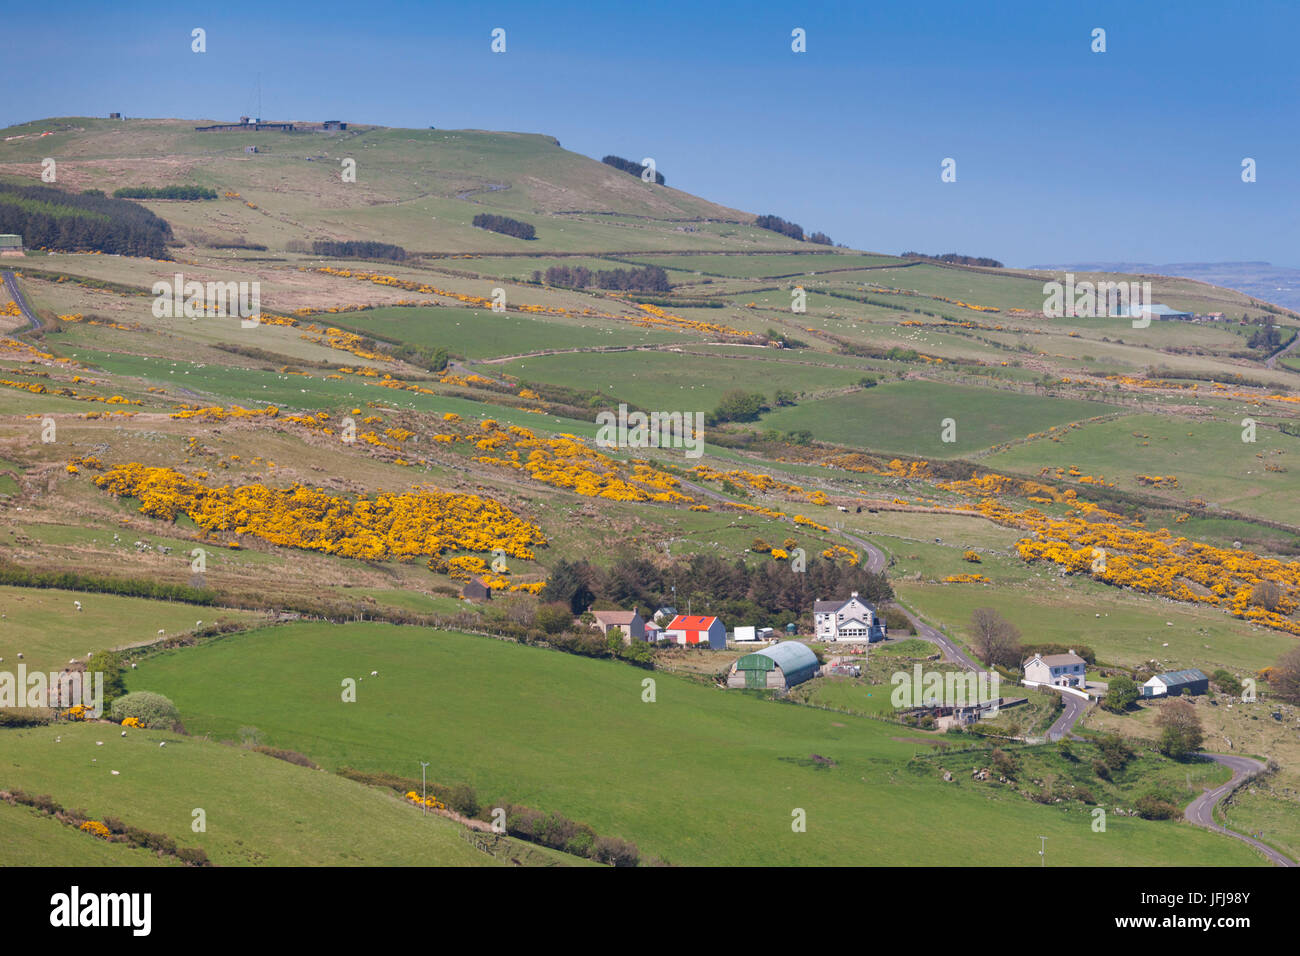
[[727, 642, 820, 691], [663, 615, 726, 650], [1142, 668, 1208, 698], [460, 578, 492, 602]]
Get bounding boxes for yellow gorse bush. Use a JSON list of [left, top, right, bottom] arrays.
[[92, 463, 545, 561]]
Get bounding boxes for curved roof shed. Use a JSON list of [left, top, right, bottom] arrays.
[[730, 642, 820, 690]]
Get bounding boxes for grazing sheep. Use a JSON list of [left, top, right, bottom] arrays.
[[159, 742, 166, 748], [371, 670, 378, 676], [74, 601, 82, 611]]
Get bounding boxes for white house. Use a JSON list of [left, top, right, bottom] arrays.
[[1023, 651, 1086, 687], [813, 592, 886, 642]]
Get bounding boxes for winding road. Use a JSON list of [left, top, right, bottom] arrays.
[[3, 270, 41, 331], [700, 485, 1290, 864], [1186, 753, 1295, 867]]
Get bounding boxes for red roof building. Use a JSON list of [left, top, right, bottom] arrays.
[[662, 615, 726, 650]]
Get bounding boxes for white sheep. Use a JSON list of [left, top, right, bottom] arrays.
[[74, 601, 82, 611]]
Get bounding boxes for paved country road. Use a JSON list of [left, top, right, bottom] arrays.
[[1185, 753, 1296, 867], [838, 528, 984, 670], [1045, 689, 1089, 742], [3, 270, 41, 331]]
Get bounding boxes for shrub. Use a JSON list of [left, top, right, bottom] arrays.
[[1092, 759, 1112, 781], [448, 783, 479, 817], [1211, 669, 1243, 698], [1135, 794, 1183, 820], [109, 691, 180, 730], [251, 746, 318, 769], [535, 603, 573, 635], [86, 650, 127, 706], [1101, 675, 1140, 713], [1097, 733, 1134, 771], [592, 835, 640, 867], [991, 748, 1018, 778]]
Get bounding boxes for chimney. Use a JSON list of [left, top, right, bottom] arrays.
[[851, 590, 858, 599]]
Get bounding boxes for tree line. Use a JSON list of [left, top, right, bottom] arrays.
[[901, 251, 1005, 268], [309, 239, 408, 261], [472, 213, 536, 239], [0, 183, 173, 258], [754, 214, 834, 246], [532, 264, 670, 293], [540, 551, 894, 629], [601, 155, 666, 185], [112, 185, 217, 200]]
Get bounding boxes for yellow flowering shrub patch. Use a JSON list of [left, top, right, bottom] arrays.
[[92, 463, 545, 561]]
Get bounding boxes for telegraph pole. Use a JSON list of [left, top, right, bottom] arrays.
[[1038, 835, 1047, 867], [420, 761, 430, 816]]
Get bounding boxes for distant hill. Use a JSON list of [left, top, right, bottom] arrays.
[[1030, 260, 1300, 311]]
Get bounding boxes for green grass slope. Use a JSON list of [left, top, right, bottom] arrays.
[[135, 621, 1266, 866]]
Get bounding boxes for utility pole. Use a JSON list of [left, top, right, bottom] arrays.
[[1038, 835, 1047, 867], [420, 761, 430, 816]]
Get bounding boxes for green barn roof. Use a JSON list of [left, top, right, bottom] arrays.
[[735, 642, 820, 686]]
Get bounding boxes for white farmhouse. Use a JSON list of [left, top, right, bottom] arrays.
[[813, 591, 886, 642], [1023, 651, 1086, 687]]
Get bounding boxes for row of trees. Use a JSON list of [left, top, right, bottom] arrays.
[[755, 213, 804, 240], [472, 213, 535, 239], [754, 214, 834, 246], [113, 185, 217, 200], [601, 155, 666, 185], [0, 183, 174, 258], [531, 264, 671, 293], [901, 251, 1005, 267], [309, 239, 407, 261], [539, 551, 894, 629]]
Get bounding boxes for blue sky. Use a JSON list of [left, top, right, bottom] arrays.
[[4, 0, 1297, 266]]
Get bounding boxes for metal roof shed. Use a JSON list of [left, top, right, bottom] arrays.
[[729, 642, 820, 690]]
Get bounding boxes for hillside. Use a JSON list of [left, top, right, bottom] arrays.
[[2, 115, 1299, 868]]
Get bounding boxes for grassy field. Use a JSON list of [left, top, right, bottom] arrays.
[[757, 380, 1110, 456], [502, 348, 871, 412], [987, 412, 1300, 527], [132, 620, 1265, 866], [0, 721, 579, 866], [0, 800, 178, 866], [897, 578, 1294, 676], [3, 114, 1300, 869], [0, 586, 263, 674]]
